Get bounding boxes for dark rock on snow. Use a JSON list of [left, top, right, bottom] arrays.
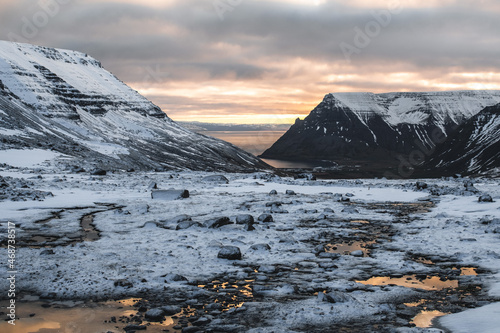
[[218, 246, 242, 260], [151, 189, 189, 200]]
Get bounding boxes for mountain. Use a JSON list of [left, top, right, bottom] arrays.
[[260, 91, 500, 176], [0, 41, 268, 172], [422, 103, 500, 176]]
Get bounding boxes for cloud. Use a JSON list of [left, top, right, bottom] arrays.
[[0, 0, 499, 123]]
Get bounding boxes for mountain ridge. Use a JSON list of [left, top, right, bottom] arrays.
[[0, 41, 269, 172]]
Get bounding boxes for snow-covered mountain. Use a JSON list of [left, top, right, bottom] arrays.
[[423, 103, 500, 176], [0, 41, 268, 171], [260, 91, 500, 175]]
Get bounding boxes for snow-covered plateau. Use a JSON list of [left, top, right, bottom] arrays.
[[1, 157, 499, 333]]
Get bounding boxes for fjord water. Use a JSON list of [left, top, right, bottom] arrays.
[[199, 130, 319, 168]]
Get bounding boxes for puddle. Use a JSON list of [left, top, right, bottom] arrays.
[[3, 204, 124, 248], [356, 275, 458, 291], [199, 279, 255, 312], [350, 220, 370, 224], [0, 298, 195, 333], [324, 240, 375, 257], [411, 310, 449, 328], [415, 257, 435, 265], [459, 267, 478, 276]]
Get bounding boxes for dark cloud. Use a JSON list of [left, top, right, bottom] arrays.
[[1, 0, 499, 121]]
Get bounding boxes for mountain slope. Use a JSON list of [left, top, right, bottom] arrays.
[[0, 41, 268, 171], [260, 91, 500, 175], [422, 103, 500, 176]]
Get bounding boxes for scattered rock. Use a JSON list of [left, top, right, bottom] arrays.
[[147, 181, 158, 190], [151, 189, 189, 200], [144, 308, 165, 321], [90, 169, 107, 176], [235, 214, 254, 224], [341, 207, 359, 214], [176, 221, 202, 230], [164, 274, 188, 282], [257, 214, 274, 223], [124, 324, 147, 331], [286, 190, 296, 195], [114, 279, 133, 288], [258, 265, 276, 273], [294, 173, 316, 180], [318, 291, 351, 303], [182, 327, 202, 333], [40, 249, 55, 255], [204, 217, 232, 228], [193, 317, 211, 326], [478, 194, 494, 202], [161, 305, 181, 315], [249, 243, 271, 251], [202, 175, 229, 184], [244, 223, 255, 231], [218, 246, 242, 260], [350, 250, 364, 257], [269, 189, 278, 195], [416, 181, 428, 190]]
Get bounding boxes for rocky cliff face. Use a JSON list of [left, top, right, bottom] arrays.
[[0, 41, 268, 172], [260, 91, 500, 176], [423, 103, 500, 176]]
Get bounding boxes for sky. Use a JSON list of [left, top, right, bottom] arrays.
[[1, 0, 499, 124]]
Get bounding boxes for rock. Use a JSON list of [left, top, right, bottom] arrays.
[[151, 189, 189, 200], [416, 181, 428, 190], [478, 194, 494, 202], [202, 175, 229, 184], [164, 274, 188, 282], [324, 208, 335, 213], [114, 279, 133, 288], [235, 214, 254, 224], [192, 317, 211, 326], [161, 305, 181, 315], [70, 166, 85, 173], [249, 243, 271, 251], [350, 250, 364, 257], [318, 291, 351, 303], [147, 181, 158, 190], [218, 246, 242, 260], [40, 249, 55, 255], [286, 190, 296, 195], [127, 168, 135, 172], [182, 327, 201, 333], [257, 214, 274, 222], [204, 217, 232, 228], [244, 223, 255, 231], [258, 265, 276, 273], [341, 207, 359, 214], [294, 173, 316, 180], [90, 169, 107, 176], [269, 189, 278, 195], [265, 201, 282, 207], [144, 308, 165, 321], [124, 324, 147, 331], [176, 221, 201, 230]]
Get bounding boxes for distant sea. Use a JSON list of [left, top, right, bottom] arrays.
[[199, 130, 318, 169]]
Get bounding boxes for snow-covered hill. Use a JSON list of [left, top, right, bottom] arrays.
[[0, 41, 268, 171], [261, 91, 500, 176]]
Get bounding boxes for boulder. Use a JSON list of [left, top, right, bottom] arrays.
[[204, 217, 232, 228], [416, 181, 428, 190], [176, 221, 201, 230], [151, 189, 189, 200], [249, 243, 271, 251], [478, 194, 494, 202], [286, 190, 296, 195], [144, 308, 165, 321], [257, 214, 274, 223], [269, 189, 278, 195], [161, 305, 181, 315], [90, 169, 106, 176], [218, 246, 242, 260], [235, 214, 254, 224], [202, 175, 229, 184]]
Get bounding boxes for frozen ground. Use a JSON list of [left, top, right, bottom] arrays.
[[1, 163, 500, 332]]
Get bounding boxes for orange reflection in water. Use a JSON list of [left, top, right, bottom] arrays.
[[356, 275, 458, 291]]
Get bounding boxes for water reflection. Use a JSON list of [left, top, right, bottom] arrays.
[[411, 310, 449, 328], [357, 275, 458, 291]]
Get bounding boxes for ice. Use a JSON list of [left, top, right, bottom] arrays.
[[439, 302, 500, 333]]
